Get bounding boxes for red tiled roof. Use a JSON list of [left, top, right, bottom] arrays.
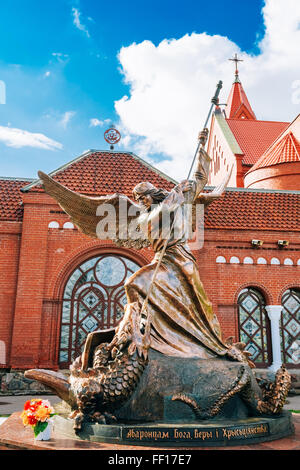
[[23, 151, 176, 197], [226, 119, 289, 165], [0, 167, 300, 231], [0, 178, 33, 221], [2, 152, 299, 232], [226, 79, 256, 120], [247, 132, 300, 173], [205, 188, 300, 231]]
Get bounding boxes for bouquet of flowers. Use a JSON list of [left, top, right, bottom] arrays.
[[20, 398, 56, 438]]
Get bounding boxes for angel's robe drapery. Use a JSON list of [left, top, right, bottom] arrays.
[[124, 184, 229, 359]]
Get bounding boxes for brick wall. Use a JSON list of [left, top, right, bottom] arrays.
[[245, 162, 300, 190], [196, 227, 300, 344], [0, 221, 22, 368]]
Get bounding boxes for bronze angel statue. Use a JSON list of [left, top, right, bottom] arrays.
[[26, 135, 291, 431], [38, 143, 237, 362]]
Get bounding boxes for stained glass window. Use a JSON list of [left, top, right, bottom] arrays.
[[59, 254, 140, 367], [237, 287, 271, 367]]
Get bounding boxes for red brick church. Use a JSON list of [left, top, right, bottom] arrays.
[[0, 67, 299, 374]]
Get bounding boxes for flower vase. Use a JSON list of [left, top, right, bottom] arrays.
[[34, 420, 53, 441]]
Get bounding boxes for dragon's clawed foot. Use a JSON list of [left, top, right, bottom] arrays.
[[70, 410, 85, 433], [91, 411, 117, 424], [70, 409, 117, 432]]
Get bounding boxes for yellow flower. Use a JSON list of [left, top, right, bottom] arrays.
[[20, 410, 30, 426], [35, 406, 50, 422]]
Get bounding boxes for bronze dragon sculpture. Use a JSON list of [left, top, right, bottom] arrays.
[[26, 302, 151, 431], [172, 363, 291, 420], [25, 304, 291, 432]]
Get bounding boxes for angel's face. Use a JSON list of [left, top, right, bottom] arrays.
[[136, 193, 153, 210]]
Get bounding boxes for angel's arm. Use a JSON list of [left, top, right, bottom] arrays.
[[174, 147, 211, 202], [193, 147, 211, 199]]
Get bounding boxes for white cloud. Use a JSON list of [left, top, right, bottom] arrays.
[[52, 52, 69, 64], [72, 7, 90, 38], [89, 118, 111, 127], [115, 0, 300, 181], [0, 126, 63, 150], [60, 111, 76, 128], [44, 71, 51, 78]]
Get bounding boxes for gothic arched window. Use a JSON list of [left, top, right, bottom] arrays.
[[59, 254, 141, 367], [237, 287, 271, 367], [281, 288, 300, 367]]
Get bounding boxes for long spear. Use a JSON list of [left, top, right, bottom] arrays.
[[139, 80, 223, 334], [187, 80, 222, 179]]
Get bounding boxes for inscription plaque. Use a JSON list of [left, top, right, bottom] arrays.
[[122, 423, 270, 444]]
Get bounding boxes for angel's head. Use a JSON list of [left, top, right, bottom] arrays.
[[133, 182, 169, 210]]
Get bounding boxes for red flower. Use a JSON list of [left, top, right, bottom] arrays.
[[24, 400, 31, 410], [31, 400, 42, 410], [27, 415, 38, 426]]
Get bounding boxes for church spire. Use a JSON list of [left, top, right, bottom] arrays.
[[226, 54, 256, 120]]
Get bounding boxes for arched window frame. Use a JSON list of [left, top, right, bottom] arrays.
[[58, 253, 141, 367], [48, 221, 60, 228], [237, 287, 272, 368], [63, 221, 75, 229], [257, 257, 267, 265]]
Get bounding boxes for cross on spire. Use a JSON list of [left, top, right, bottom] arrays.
[[226, 53, 256, 120], [229, 53, 243, 79]]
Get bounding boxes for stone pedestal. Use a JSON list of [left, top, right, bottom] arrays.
[[0, 411, 297, 450], [52, 412, 294, 447]]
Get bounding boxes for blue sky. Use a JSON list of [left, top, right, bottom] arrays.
[[1, 0, 298, 180]]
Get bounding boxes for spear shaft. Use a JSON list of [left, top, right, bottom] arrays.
[[187, 80, 223, 180]]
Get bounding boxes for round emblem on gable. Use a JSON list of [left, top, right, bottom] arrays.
[[104, 127, 121, 145]]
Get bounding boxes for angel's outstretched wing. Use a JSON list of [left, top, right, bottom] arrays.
[[195, 165, 233, 208], [38, 171, 150, 249]]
